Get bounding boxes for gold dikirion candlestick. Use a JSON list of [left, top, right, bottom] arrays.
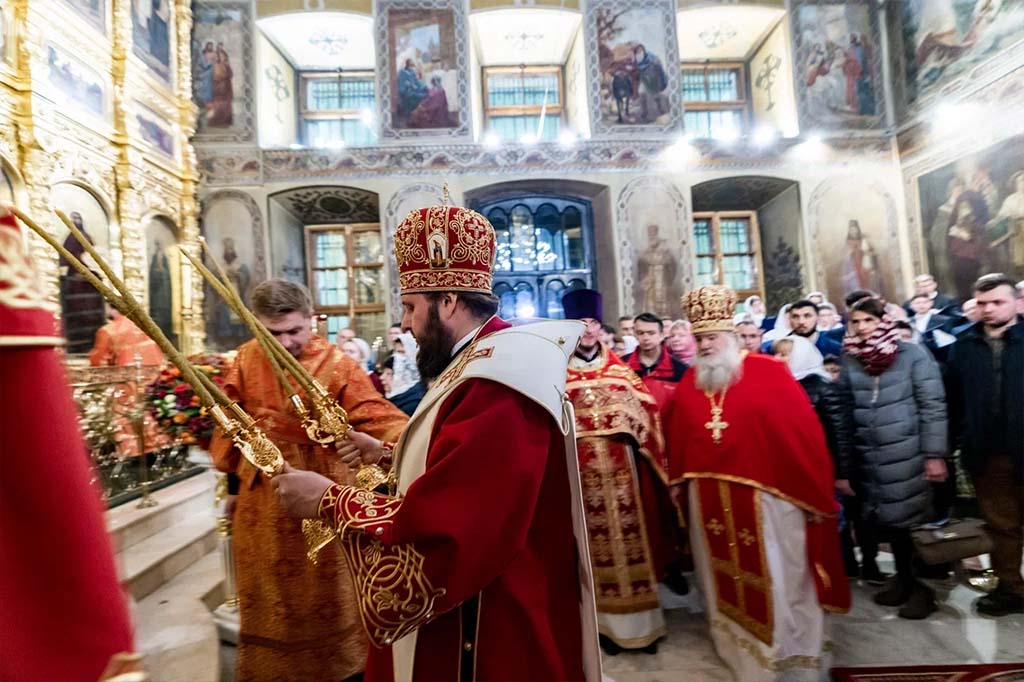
[[183, 240, 389, 561], [8, 206, 284, 497]]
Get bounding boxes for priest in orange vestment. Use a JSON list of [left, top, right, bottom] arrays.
[[210, 279, 408, 681], [563, 288, 676, 655], [665, 286, 849, 681]]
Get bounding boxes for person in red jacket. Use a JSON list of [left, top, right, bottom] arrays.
[[272, 202, 600, 681], [1, 205, 140, 681]]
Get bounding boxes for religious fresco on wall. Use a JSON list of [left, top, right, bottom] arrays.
[[589, 0, 680, 134], [192, 2, 253, 142], [145, 216, 179, 346], [132, 0, 172, 81], [616, 176, 690, 317], [43, 45, 107, 119], [63, 0, 106, 35], [388, 8, 459, 131], [50, 183, 114, 355], [791, 0, 882, 130], [917, 135, 1024, 300], [810, 177, 899, 306], [900, 0, 1024, 107], [135, 106, 175, 158], [201, 191, 265, 351]]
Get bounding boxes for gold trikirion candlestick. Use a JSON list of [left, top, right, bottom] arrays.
[[193, 239, 390, 493], [8, 205, 285, 484]]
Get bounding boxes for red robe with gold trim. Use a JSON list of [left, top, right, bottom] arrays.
[[0, 209, 136, 680], [665, 353, 849, 653], [566, 345, 674, 648], [319, 317, 588, 681]]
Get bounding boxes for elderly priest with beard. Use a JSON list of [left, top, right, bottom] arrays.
[[272, 199, 600, 682], [665, 285, 850, 681]]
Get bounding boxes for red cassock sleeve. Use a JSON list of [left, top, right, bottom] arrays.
[[320, 378, 555, 644], [0, 347, 136, 681]]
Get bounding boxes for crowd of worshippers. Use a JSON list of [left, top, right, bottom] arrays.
[[590, 271, 1024, 627], [334, 323, 427, 415]]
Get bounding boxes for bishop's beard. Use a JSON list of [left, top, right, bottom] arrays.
[[415, 302, 457, 382], [694, 335, 743, 393]]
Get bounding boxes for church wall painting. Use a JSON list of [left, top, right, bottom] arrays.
[[200, 190, 266, 351], [192, 2, 255, 143], [915, 135, 1024, 300], [136, 106, 176, 159], [616, 176, 691, 318], [809, 175, 900, 306], [43, 44, 107, 120], [378, 0, 469, 139], [50, 183, 116, 355], [145, 216, 180, 346], [900, 0, 1024, 109], [132, 0, 172, 82], [586, 0, 682, 136], [789, 0, 883, 131], [63, 0, 106, 35]]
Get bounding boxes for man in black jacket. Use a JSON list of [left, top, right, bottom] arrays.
[[946, 274, 1024, 617]]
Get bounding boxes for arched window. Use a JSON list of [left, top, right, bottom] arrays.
[[475, 195, 594, 319]]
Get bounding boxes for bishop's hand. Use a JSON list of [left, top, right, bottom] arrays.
[[272, 462, 335, 519]]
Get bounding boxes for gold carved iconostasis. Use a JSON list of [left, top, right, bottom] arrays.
[[0, 0, 201, 360]]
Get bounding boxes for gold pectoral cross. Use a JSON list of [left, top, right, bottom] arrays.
[[704, 390, 729, 444]]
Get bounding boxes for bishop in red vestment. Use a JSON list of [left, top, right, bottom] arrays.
[[273, 203, 600, 682], [0, 207, 140, 681], [665, 286, 849, 681], [563, 289, 678, 654]]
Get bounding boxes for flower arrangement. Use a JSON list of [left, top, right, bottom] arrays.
[[146, 353, 232, 448]]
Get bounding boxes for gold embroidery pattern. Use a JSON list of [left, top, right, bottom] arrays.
[[394, 209, 428, 267], [0, 218, 56, 313], [329, 486, 403, 536], [435, 343, 494, 389], [341, 532, 445, 647], [711, 618, 822, 673], [399, 269, 493, 294], [706, 518, 725, 536], [447, 207, 495, 266], [700, 480, 774, 646]]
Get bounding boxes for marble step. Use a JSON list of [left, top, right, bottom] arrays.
[[108, 471, 217, 554], [135, 549, 224, 682], [120, 510, 219, 601]]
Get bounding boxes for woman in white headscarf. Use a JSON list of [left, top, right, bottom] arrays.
[[339, 336, 384, 394], [772, 335, 844, 482], [761, 304, 792, 343], [743, 294, 767, 329]]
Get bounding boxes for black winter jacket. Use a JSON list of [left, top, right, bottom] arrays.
[[945, 320, 1024, 482], [798, 374, 848, 478]]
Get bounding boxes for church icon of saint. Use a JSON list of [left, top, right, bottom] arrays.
[[428, 232, 449, 269]]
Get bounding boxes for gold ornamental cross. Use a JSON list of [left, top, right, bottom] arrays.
[[705, 405, 729, 444]]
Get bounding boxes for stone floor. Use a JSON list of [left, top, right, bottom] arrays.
[[216, 567, 1024, 682]]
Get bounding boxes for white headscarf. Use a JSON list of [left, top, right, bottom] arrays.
[[786, 335, 830, 381], [388, 332, 421, 397], [762, 304, 792, 342], [743, 295, 765, 327], [622, 335, 639, 355], [349, 337, 372, 372]]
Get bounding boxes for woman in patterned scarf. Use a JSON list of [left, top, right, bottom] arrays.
[[834, 297, 949, 620]]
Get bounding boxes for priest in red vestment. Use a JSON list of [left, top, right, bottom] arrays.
[[0, 206, 141, 681], [665, 285, 850, 681], [563, 288, 679, 655], [272, 202, 600, 682]]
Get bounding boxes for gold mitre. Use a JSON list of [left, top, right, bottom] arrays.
[[682, 285, 737, 334]]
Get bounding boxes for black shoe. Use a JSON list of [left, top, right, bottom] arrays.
[[640, 641, 659, 655], [599, 634, 622, 656], [664, 567, 690, 596], [873, 577, 914, 606], [860, 560, 888, 586], [898, 583, 937, 620], [976, 588, 1024, 617]]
